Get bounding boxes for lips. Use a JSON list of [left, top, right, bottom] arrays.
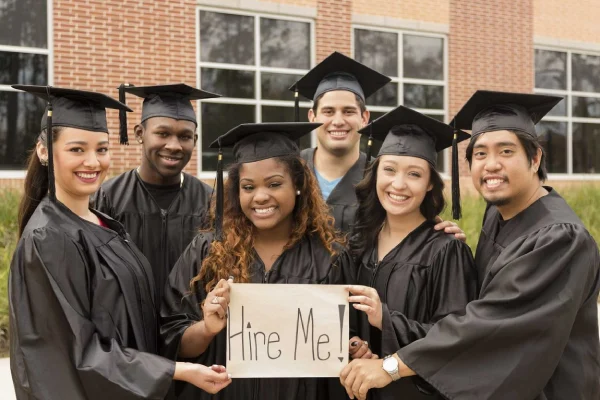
[[386, 192, 410, 204], [74, 171, 101, 183], [328, 130, 349, 139], [482, 176, 507, 189], [253, 206, 277, 217]]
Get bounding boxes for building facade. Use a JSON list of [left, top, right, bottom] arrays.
[[1, 0, 599, 189]]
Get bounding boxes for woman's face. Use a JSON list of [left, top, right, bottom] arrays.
[[376, 155, 432, 219], [38, 128, 110, 200], [238, 158, 296, 233]]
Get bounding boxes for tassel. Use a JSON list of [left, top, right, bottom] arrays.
[[46, 99, 56, 202], [118, 83, 132, 145], [215, 146, 224, 241], [294, 85, 300, 122], [364, 123, 374, 175], [451, 126, 462, 220]]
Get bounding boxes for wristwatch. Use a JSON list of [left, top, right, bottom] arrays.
[[382, 354, 401, 381]]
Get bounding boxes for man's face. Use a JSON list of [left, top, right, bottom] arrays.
[[137, 117, 197, 183], [470, 130, 541, 211], [308, 90, 369, 157]]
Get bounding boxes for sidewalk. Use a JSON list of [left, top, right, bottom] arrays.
[[1, 309, 599, 398]]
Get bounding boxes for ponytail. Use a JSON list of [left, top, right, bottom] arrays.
[[18, 128, 61, 237]]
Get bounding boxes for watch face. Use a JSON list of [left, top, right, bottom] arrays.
[[383, 356, 398, 372]]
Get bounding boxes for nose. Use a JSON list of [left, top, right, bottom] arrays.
[[391, 174, 408, 190], [83, 150, 100, 168], [484, 154, 501, 172], [332, 110, 345, 127], [253, 187, 270, 203], [164, 135, 183, 151]]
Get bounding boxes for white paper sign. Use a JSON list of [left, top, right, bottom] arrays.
[[226, 283, 349, 378]]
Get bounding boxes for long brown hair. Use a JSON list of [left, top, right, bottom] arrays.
[[348, 157, 446, 261], [18, 128, 62, 237], [191, 155, 343, 293]]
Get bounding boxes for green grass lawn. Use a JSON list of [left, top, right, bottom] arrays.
[[0, 186, 598, 357]]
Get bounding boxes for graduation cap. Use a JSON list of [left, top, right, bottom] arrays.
[[450, 90, 563, 139], [209, 122, 321, 241], [359, 106, 470, 219], [12, 84, 131, 202], [289, 52, 391, 124], [117, 83, 221, 145]]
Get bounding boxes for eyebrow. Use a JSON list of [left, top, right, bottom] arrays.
[[240, 174, 285, 183], [65, 140, 109, 146], [407, 164, 426, 171], [474, 141, 518, 149]]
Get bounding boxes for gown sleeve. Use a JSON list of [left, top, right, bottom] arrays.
[[9, 228, 174, 400], [397, 224, 600, 400], [160, 233, 210, 361], [380, 239, 478, 353]]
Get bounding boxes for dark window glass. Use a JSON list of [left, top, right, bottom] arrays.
[[534, 50, 567, 90], [366, 82, 397, 107], [0, 51, 47, 85], [199, 11, 254, 65], [260, 18, 310, 69], [0, 0, 47, 48], [546, 97, 567, 117], [354, 29, 398, 77], [404, 84, 444, 109], [262, 106, 311, 149], [200, 68, 254, 99], [403, 35, 443, 80], [201, 103, 256, 170], [573, 123, 600, 173], [572, 53, 600, 93], [536, 121, 567, 173], [261, 73, 302, 101], [572, 96, 600, 118], [0, 91, 46, 169]]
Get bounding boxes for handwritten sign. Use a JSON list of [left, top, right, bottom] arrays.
[[226, 283, 349, 378]]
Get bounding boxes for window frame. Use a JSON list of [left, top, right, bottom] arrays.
[[535, 45, 600, 180], [351, 24, 449, 175], [195, 6, 315, 178], [0, 0, 53, 177]]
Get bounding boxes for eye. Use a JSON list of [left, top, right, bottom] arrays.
[[180, 135, 193, 141], [241, 185, 254, 192], [500, 149, 514, 155], [97, 147, 109, 153], [269, 182, 282, 188], [69, 147, 84, 153], [473, 151, 486, 158], [408, 171, 422, 178], [321, 109, 333, 116], [344, 109, 356, 115], [156, 131, 169, 138], [383, 166, 395, 173]]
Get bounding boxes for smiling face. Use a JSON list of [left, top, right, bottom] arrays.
[[470, 130, 542, 212], [308, 90, 369, 157], [375, 155, 432, 220], [37, 127, 110, 201], [136, 117, 197, 184], [238, 158, 296, 234]]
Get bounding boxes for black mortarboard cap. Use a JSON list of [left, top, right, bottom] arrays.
[[118, 83, 221, 144], [359, 106, 470, 220], [451, 90, 563, 139], [12, 84, 131, 202], [289, 52, 391, 121], [209, 122, 321, 241]]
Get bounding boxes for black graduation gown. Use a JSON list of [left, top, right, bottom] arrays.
[[356, 220, 478, 399], [93, 169, 213, 301], [397, 188, 600, 400], [160, 232, 356, 400], [9, 197, 174, 400], [300, 148, 366, 235]]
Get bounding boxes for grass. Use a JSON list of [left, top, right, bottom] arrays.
[[0, 186, 598, 357]]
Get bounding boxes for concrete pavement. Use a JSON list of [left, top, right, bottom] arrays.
[[1, 308, 599, 398]]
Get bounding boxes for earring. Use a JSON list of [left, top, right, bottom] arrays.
[[296, 190, 301, 196], [40, 158, 48, 166], [137, 138, 143, 144]]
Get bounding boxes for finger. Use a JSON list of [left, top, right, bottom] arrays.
[[211, 365, 226, 373], [206, 303, 227, 319], [443, 226, 462, 235], [352, 344, 368, 359], [360, 349, 374, 360], [214, 279, 228, 289], [349, 338, 361, 355], [433, 220, 451, 230], [344, 368, 358, 399], [353, 303, 373, 314], [358, 382, 370, 400], [455, 233, 467, 242], [212, 287, 230, 297], [351, 371, 363, 399], [371, 353, 379, 359], [348, 295, 376, 306]]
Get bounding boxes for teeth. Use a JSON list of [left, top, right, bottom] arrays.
[[486, 178, 504, 186], [76, 172, 98, 179], [329, 131, 348, 137], [162, 156, 179, 161], [254, 207, 275, 214], [389, 193, 408, 201]]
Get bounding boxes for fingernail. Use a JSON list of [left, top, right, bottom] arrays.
[[228, 276, 234, 281], [351, 341, 358, 347], [212, 364, 218, 368]]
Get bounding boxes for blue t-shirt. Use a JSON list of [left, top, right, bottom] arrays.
[[315, 169, 342, 201]]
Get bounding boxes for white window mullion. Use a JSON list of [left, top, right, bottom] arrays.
[[567, 50, 573, 174]]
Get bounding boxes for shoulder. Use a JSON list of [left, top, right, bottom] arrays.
[[300, 147, 314, 163], [100, 169, 136, 192]]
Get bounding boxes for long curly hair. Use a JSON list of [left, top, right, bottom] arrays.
[[348, 157, 446, 261], [191, 155, 343, 293]]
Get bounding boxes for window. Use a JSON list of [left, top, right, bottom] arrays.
[[197, 9, 313, 173], [0, 0, 51, 173], [535, 48, 600, 176], [353, 27, 448, 172]]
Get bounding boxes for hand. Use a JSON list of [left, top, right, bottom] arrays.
[[349, 336, 379, 360], [340, 358, 392, 400], [434, 216, 466, 243], [347, 285, 383, 330], [201, 278, 233, 336], [174, 362, 232, 394]]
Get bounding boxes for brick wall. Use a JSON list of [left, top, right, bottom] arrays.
[[315, 0, 352, 61], [534, 0, 600, 43], [449, 0, 534, 179], [353, 0, 449, 25], [53, 0, 198, 176]]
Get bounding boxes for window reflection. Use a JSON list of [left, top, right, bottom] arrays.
[[0, 0, 47, 48], [404, 84, 444, 109], [573, 123, 600, 173], [354, 29, 398, 77], [260, 18, 310, 69], [403, 35, 444, 80], [536, 121, 567, 173], [535, 50, 566, 90], [0, 52, 47, 85], [200, 68, 254, 99], [572, 96, 600, 118], [261, 73, 303, 101], [572, 54, 600, 93], [199, 11, 254, 65]]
